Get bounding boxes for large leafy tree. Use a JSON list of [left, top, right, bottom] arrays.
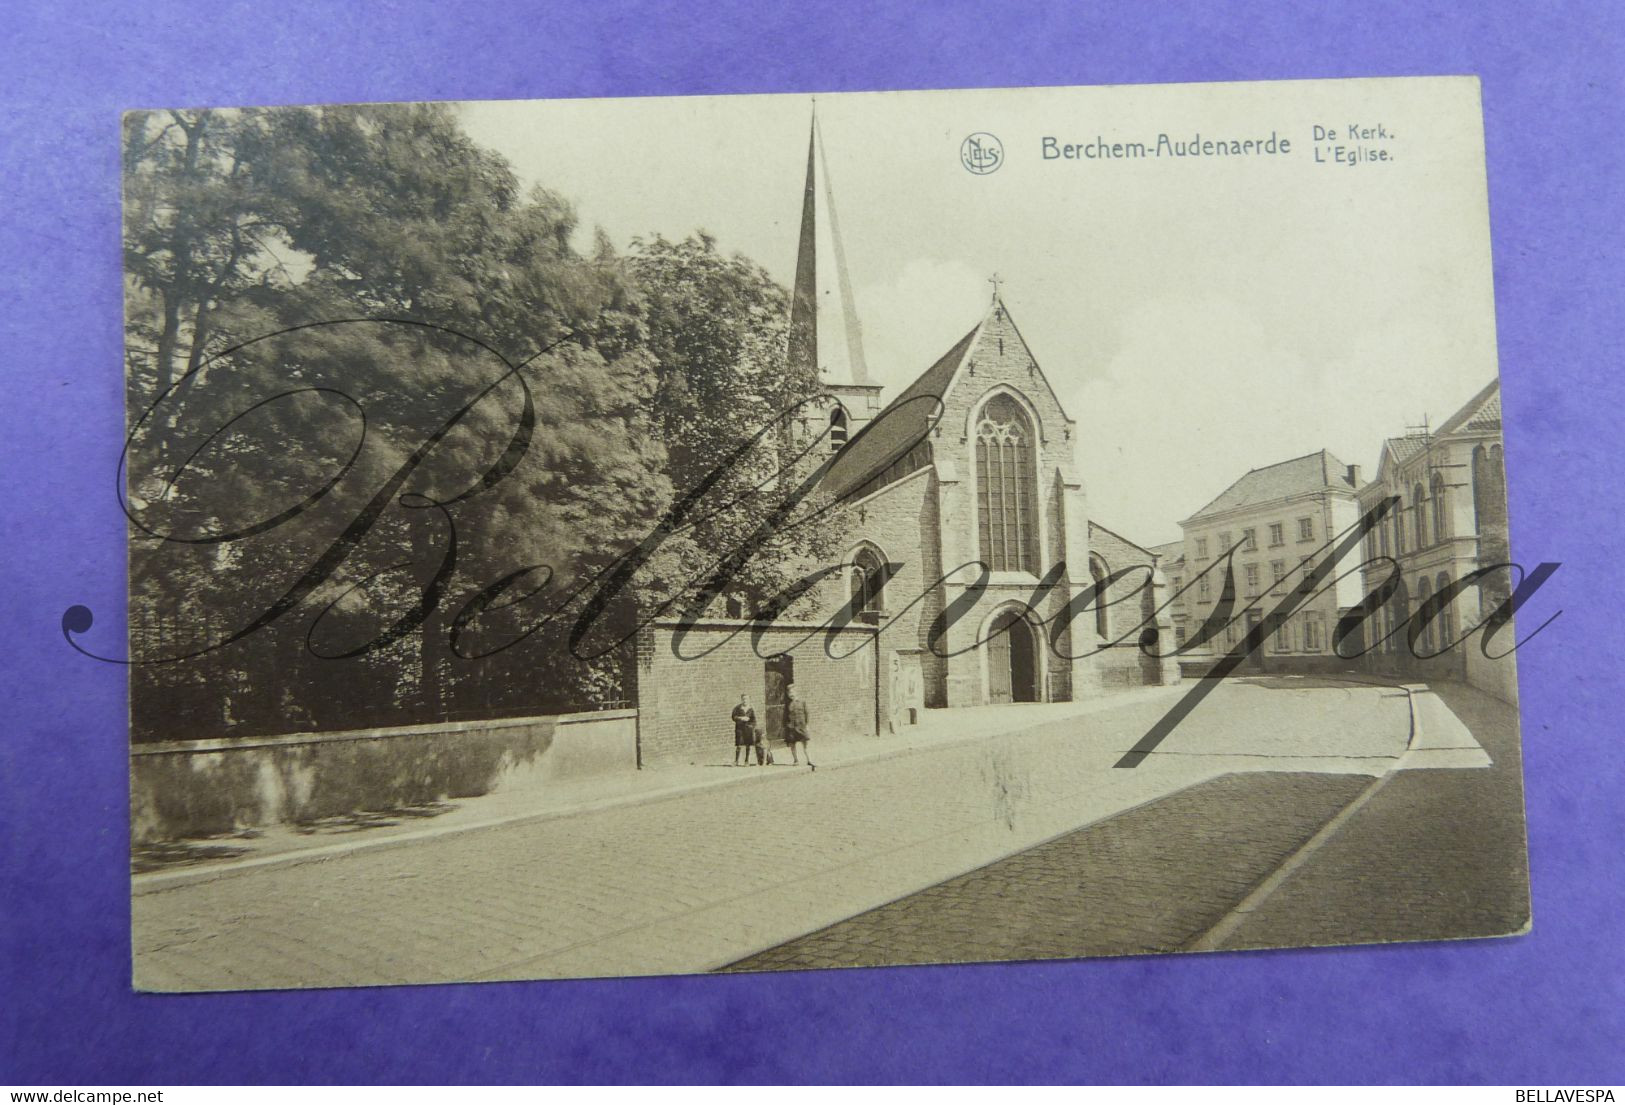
[[123, 104, 672, 737], [625, 234, 849, 622], [121, 105, 847, 742]]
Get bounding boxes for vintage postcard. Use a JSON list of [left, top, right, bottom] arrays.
[[118, 77, 1530, 990]]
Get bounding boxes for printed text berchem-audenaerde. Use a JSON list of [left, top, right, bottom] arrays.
[[1041, 132, 1290, 161]]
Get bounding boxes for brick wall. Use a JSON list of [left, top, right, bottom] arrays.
[[843, 468, 945, 713], [637, 620, 878, 766]]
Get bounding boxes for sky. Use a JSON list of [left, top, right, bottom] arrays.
[[459, 78, 1499, 546]]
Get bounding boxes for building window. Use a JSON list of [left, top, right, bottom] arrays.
[[1298, 517, 1314, 542], [1268, 523, 1284, 547], [1244, 564, 1259, 594], [1303, 611, 1325, 651], [1270, 559, 1286, 590], [1242, 528, 1257, 552], [975, 395, 1039, 573], [829, 406, 848, 452], [1416, 575, 1434, 652], [1394, 510, 1407, 556], [1198, 575, 1210, 601], [1175, 626, 1188, 646], [1172, 576, 1183, 592], [1435, 571, 1454, 649], [850, 546, 886, 622], [1431, 471, 1448, 541], [1219, 531, 1231, 551], [1195, 537, 1208, 558], [1270, 618, 1292, 653], [1412, 483, 1428, 548]]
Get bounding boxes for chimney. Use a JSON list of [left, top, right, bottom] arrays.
[[1345, 463, 1362, 487]]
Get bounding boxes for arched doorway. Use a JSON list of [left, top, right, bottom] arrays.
[[763, 653, 794, 743], [986, 608, 1039, 705]]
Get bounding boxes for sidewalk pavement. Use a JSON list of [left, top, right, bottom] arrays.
[[132, 683, 1188, 887], [131, 677, 1487, 989]]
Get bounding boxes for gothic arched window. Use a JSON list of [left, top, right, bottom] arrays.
[[850, 546, 886, 623], [829, 406, 849, 452], [975, 394, 1039, 573], [1412, 483, 1428, 548], [1089, 554, 1110, 638]]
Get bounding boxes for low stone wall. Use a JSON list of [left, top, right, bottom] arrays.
[[130, 710, 637, 845]]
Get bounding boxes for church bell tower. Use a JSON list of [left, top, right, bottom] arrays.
[[787, 110, 885, 452]]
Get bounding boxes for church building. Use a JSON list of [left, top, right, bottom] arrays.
[[634, 116, 1178, 765]]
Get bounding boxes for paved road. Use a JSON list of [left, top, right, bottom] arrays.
[[722, 771, 1373, 971], [132, 678, 1483, 990], [1218, 680, 1529, 949], [724, 680, 1525, 971]]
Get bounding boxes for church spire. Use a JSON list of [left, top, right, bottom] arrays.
[[788, 109, 871, 387]]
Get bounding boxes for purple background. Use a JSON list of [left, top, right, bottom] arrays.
[[2, 0, 1620, 1085]]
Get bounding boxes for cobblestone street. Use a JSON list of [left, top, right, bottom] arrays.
[[725, 680, 1524, 971], [131, 678, 1516, 990]]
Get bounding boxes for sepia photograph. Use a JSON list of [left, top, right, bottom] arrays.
[[117, 77, 1532, 991]]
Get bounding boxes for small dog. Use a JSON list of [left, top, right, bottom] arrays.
[[754, 725, 774, 765]]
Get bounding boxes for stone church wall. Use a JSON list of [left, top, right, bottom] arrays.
[[1085, 524, 1179, 690], [841, 467, 947, 712]]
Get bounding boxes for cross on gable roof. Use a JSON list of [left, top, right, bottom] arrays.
[[819, 296, 1071, 501]]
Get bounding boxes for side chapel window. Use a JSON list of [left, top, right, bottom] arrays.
[[975, 394, 1039, 573], [850, 546, 886, 623]]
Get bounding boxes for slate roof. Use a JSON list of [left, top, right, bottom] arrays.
[[1185, 449, 1358, 523], [1387, 435, 1431, 464], [1148, 540, 1185, 564], [1370, 380, 1501, 486], [819, 296, 1077, 502], [820, 321, 980, 501]]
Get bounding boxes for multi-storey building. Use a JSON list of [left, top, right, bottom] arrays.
[[1166, 451, 1366, 674], [1355, 379, 1509, 686]]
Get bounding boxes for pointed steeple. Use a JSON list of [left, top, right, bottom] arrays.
[[788, 110, 871, 387]]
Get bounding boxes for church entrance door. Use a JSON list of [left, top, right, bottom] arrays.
[[987, 610, 1039, 705]]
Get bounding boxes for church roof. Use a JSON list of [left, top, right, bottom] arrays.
[[1184, 449, 1358, 523], [1089, 520, 1160, 562], [820, 321, 980, 501]]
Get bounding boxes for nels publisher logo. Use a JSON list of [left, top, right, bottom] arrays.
[[960, 132, 1003, 175]]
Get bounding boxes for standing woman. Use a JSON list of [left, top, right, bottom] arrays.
[[732, 695, 757, 766]]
